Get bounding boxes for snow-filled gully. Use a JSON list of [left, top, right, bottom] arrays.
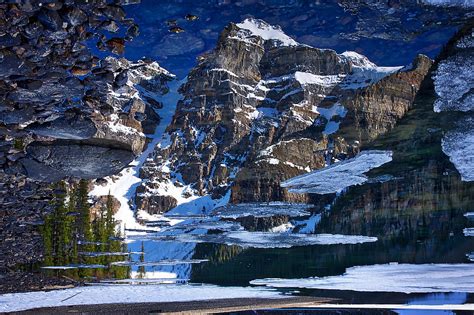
[[90, 78, 185, 232]]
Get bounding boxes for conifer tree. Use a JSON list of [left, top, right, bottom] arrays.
[[76, 180, 93, 245]]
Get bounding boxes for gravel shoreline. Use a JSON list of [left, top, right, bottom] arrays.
[[8, 297, 334, 315]]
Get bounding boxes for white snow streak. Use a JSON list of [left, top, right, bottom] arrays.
[[236, 18, 298, 46], [89, 78, 184, 232]]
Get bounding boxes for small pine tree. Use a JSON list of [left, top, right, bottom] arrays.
[[105, 193, 116, 249], [77, 179, 93, 245], [75, 179, 95, 278]]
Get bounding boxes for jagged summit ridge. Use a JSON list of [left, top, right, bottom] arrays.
[[234, 18, 299, 47]]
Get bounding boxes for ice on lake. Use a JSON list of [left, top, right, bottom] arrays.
[[281, 150, 393, 194], [251, 263, 474, 293]]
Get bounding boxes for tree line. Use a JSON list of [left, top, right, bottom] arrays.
[[41, 180, 129, 279]]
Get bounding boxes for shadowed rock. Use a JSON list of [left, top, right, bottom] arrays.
[[20, 141, 135, 182]]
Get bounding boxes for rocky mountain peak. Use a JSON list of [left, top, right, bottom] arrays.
[[233, 18, 299, 48], [134, 18, 432, 215]]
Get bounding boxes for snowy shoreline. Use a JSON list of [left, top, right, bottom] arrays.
[[0, 284, 286, 313]]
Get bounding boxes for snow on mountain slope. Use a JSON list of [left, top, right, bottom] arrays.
[[90, 78, 184, 232], [133, 18, 430, 211], [235, 18, 298, 46], [433, 34, 474, 112], [339, 51, 404, 89], [435, 29, 474, 182], [442, 117, 474, 181]]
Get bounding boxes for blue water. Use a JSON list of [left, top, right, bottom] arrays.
[[120, 0, 463, 77]]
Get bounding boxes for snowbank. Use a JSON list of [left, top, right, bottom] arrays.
[[0, 284, 284, 312], [442, 117, 474, 181]]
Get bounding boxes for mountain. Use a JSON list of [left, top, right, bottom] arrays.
[[133, 18, 432, 215]]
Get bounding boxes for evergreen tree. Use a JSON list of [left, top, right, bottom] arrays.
[[76, 180, 93, 245], [75, 179, 95, 278], [42, 181, 77, 277], [41, 180, 130, 280], [105, 193, 116, 249]]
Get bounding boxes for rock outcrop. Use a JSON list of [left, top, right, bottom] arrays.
[[0, 1, 174, 181], [135, 18, 432, 214], [13, 57, 173, 181]]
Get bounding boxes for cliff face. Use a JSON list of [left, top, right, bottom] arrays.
[[135, 18, 432, 214], [337, 54, 433, 144]]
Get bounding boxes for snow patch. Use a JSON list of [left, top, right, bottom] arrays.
[[340, 51, 403, 90], [433, 54, 474, 112], [0, 284, 284, 312], [323, 121, 341, 135], [442, 117, 474, 181], [294, 72, 344, 87], [269, 222, 294, 233], [89, 78, 184, 233], [464, 228, 474, 237], [236, 18, 298, 47]]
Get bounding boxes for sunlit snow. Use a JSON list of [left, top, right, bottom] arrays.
[[0, 284, 284, 313], [442, 117, 474, 181], [236, 18, 298, 46], [89, 78, 185, 233]]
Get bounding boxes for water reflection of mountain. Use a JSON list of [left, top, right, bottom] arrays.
[[191, 165, 473, 286]]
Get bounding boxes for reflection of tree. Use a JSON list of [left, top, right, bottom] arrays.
[[41, 181, 130, 280], [137, 242, 146, 279], [193, 243, 244, 265], [318, 161, 474, 241]]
